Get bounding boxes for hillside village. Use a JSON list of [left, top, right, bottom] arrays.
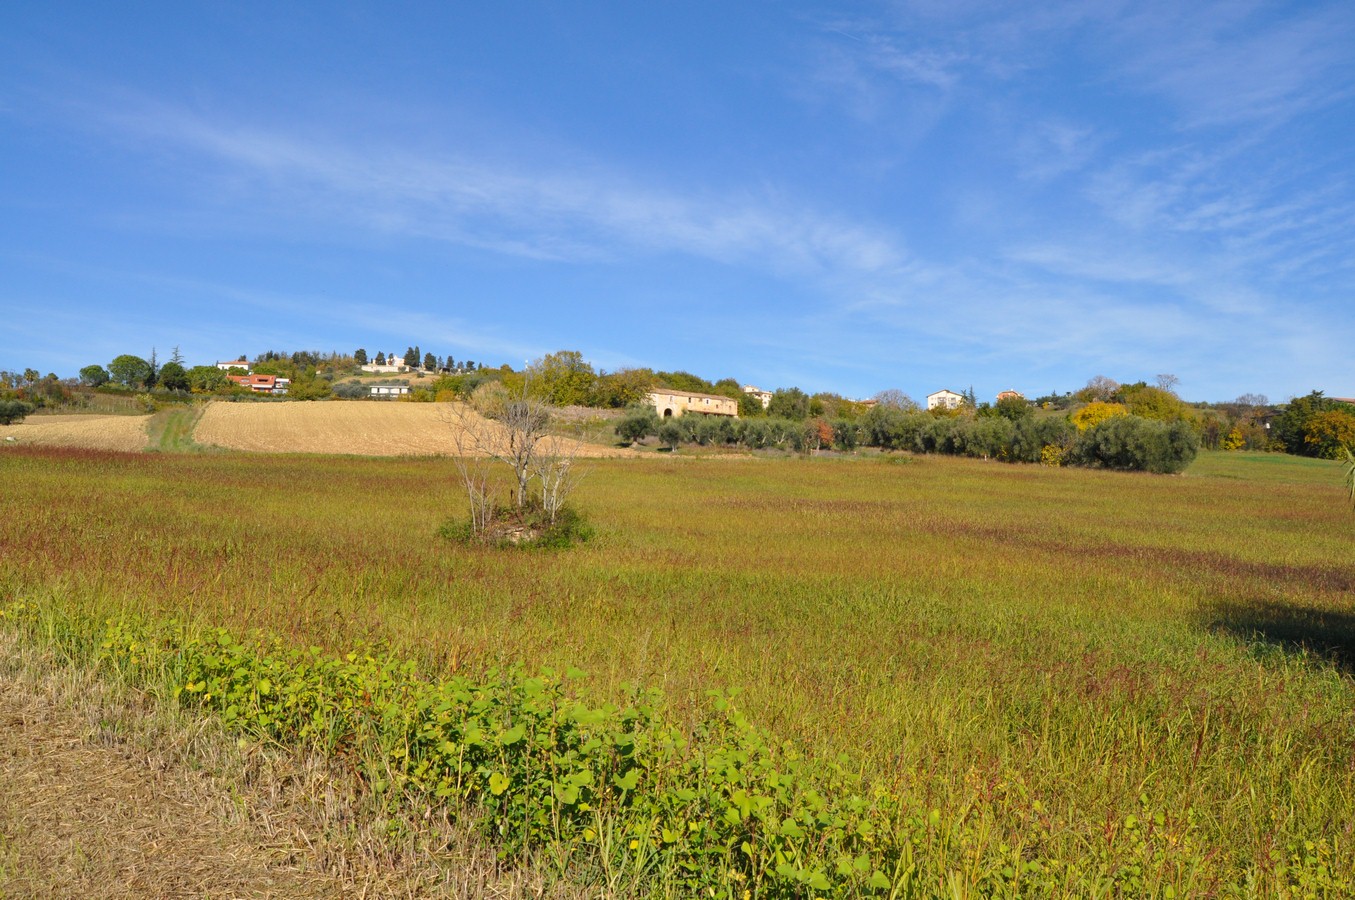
[[3, 345, 1352, 472]]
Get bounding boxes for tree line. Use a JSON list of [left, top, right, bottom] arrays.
[[6, 348, 1352, 470], [613, 397, 1201, 474]]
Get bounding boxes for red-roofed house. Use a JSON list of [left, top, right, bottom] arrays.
[[227, 374, 280, 393]]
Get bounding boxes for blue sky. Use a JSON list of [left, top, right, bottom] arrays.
[[2, 2, 1352, 403]]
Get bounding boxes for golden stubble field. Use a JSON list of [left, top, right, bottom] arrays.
[[197, 401, 634, 457], [0, 414, 149, 452]]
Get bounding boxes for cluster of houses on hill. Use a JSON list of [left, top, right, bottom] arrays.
[[924, 389, 1024, 410], [216, 356, 1025, 413], [358, 355, 471, 376], [218, 359, 413, 399], [644, 385, 1026, 419]]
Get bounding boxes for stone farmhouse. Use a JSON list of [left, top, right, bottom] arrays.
[[647, 388, 739, 418]]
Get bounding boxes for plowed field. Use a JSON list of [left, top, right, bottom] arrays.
[[194, 401, 630, 457], [0, 414, 149, 452]]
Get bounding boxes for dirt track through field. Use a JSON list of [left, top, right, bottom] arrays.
[[195, 401, 632, 457], [0, 414, 149, 452]]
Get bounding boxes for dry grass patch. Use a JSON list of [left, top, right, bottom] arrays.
[[0, 414, 149, 453], [195, 401, 632, 458], [0, 633, 566, 900]]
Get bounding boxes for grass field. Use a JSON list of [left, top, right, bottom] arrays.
[[2, 445, 1352, 895]]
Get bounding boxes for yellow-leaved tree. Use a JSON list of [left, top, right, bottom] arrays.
[[1070, 401, 1128, 432]]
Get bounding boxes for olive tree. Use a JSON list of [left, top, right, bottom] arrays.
[[0, 400, 33, 425]]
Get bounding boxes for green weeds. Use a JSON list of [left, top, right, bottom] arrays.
[[146, 404, 207, 452], [439, 502, 594, 550], [7, 601, 1349, 897]]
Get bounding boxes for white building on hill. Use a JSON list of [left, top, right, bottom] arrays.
[[741, 385, 772, 409], [926, 389, 965, 410]]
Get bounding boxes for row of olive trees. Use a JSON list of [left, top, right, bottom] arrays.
[[617, 404, 1199, 474], [857, 407, 1198, 473], [617, 408, 827, 452]]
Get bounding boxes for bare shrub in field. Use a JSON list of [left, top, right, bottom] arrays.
[[441, 383, 592, 546], [0, 414, 148, 452], [444, 403, 498, 535], [533, 432, 586, 524]]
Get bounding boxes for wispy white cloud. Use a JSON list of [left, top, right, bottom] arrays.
[[1083, 136, 1355, 286], [1111, 2, 1355, 128], [859, 38, 969, 91], [99, 101, 911, 282], [1014, 120, 1100, 182]]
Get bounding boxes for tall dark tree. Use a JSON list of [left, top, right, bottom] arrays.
[[423, 351, 436, 371], [157, 361, 189, 392], [375, 351, 386, 365], [354, 348, 368, 365], [403, 346, 418, 366]]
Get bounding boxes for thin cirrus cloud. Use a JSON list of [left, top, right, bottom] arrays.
[[1111, 2, 1355, 128], [99, 102, 910, 282]]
